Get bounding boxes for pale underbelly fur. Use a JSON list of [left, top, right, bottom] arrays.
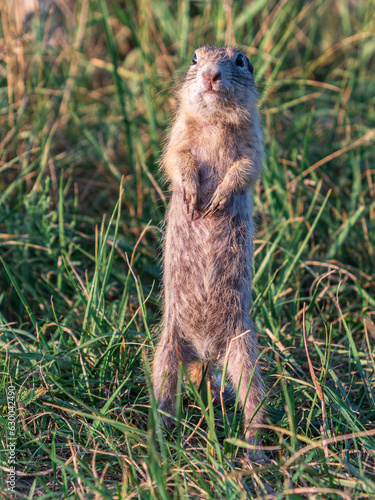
[[163, 190, 254, 360]]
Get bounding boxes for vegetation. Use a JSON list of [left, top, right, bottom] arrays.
[[1, 0, 375, 498]]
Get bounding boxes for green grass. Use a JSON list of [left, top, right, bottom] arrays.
[[1, 0, 375, 498]]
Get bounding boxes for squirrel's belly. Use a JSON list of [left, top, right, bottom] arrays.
[[163, 192, 253, 337]]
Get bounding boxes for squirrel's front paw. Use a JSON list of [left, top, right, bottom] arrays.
[[181, 182, 199, 220], [203, 185, 229, 218]]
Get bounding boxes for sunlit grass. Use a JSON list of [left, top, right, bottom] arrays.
[[0, 0, 375, 498]]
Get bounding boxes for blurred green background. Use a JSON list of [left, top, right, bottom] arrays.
[[1, 0, 375, 498]]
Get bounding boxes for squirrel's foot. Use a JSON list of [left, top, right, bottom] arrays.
[[246, 448, 269, 464], [158, 400, 176, 432], [245, 431, 270, 464]]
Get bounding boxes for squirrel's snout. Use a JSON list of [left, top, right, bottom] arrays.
[[201, 65, 222, 89]]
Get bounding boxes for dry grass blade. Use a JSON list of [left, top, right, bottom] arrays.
[[283, 428, 375, 468], [302, 302, 329, 460]]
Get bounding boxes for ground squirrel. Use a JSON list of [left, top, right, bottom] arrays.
[[152, 46, 266, 461]]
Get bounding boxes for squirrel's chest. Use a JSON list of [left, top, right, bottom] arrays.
[[191, 134, 238, 182]]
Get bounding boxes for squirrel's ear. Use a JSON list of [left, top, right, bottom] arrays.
[[245, 56, 254, 73]]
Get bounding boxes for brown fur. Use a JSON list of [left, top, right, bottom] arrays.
[[152, 46, 266, 461]]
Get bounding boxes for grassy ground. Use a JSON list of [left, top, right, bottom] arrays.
[[1, 0, 375, 498]]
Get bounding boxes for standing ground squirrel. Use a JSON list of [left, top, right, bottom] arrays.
[[152, 46, 266, 461]]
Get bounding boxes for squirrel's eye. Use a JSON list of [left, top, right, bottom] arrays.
[[192, 53, 197, 65], [235, 53, 244, 67]]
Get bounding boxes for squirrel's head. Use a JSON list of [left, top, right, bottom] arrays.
[[179, 46, 258, 125]]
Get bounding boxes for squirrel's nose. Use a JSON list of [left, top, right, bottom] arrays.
[[202, 66, 222, 86]]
